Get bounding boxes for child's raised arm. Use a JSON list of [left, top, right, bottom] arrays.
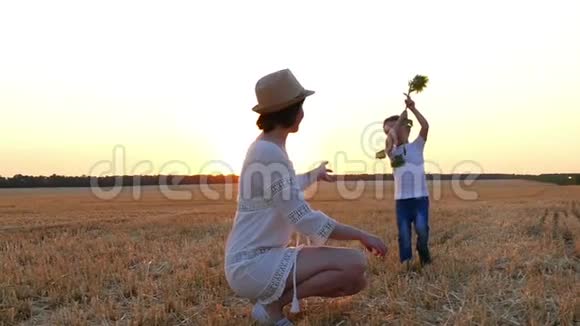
[[405, 96, 429, 141], [385, 127, 397, 156]]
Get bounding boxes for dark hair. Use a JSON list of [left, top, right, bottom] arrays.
[[384, 115, 399, 125], [256, 100, 304, 132]]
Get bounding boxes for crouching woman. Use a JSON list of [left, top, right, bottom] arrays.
[[224, 69, 387, 325]]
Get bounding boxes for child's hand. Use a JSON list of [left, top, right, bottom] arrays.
[[405, 96, 416, 111]]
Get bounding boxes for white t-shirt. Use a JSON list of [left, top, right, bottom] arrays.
[[389, 136, 429, 200]]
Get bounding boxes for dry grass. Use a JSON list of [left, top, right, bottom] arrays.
[[1, 180, 579, 325]]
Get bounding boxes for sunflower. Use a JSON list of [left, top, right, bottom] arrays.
[[407, 75, 429, 95]]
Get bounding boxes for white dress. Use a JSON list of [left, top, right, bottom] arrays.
[[224, 140, 336, 312]]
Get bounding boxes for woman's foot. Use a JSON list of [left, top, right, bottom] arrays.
[[251, 303, 293, 325]]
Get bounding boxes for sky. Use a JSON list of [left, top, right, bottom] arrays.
[[1, 0, 579, 177]]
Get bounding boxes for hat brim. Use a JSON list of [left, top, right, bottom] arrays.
[[252, 89, 315, 114]]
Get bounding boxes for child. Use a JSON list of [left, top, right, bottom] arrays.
[[382, 96, 432, 266]]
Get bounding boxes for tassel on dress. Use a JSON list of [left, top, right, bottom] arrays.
[[290, 251, 300, 313], [290, 234, 301, 313], [290, 296, 300, 313]]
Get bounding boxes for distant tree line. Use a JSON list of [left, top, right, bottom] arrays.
[[0, 174, 239, 188], [0, 173, 577, 188], [338, 173, 579, 185], [523, 173, 580, 186]]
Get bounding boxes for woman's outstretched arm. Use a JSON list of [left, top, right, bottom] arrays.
[[330, 223, 387, 257], [296, 161, 334, 190]]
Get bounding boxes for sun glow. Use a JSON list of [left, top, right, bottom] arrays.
[[1, 0, 579, 176]]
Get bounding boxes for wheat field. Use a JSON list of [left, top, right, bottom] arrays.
[[0, 180, 579, 325]]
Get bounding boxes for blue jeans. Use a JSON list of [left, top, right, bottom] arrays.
[[395, 196, 430, 263]]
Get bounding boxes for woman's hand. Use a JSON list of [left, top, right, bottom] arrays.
[[315, 161, 334, 182], [329, 225, 387, 258], [359, 233, 387, 257]]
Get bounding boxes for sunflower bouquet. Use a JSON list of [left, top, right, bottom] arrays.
[[375, 75, 429, 167], [405, 74, 429, 97]]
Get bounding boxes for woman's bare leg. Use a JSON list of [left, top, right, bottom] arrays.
[[262, 246, 367, 318]]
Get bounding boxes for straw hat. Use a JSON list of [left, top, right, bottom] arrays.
[[252, 69, 315, 114]]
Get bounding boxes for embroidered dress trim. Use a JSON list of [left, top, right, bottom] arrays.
[[257, 249, 297, 304], [316, 219, 336, 241], [288, 203, 312, 224], [226, 247, 272, 265], [237, 176, 296, 212]]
